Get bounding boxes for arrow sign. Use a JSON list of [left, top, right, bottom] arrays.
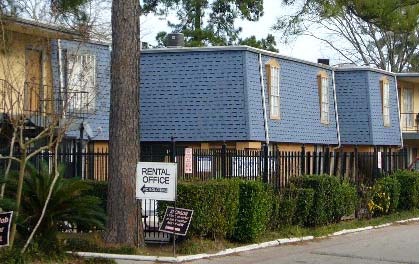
[[141, 185, 168, 194], [136, 162, 177, 201]]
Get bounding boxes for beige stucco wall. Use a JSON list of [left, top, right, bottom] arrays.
[[0, 30, 53, 114]]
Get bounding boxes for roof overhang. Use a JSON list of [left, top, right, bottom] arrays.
[[397, 73, 419, 84], [0, 16, 80, 40]]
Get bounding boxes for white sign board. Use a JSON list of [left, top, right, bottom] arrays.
[[378, 152, 382, 169], [198, 156, 212, 172], [184, 148, 193, 174], [136, 162, 177, 201]]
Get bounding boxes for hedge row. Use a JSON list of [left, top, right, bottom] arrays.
[[368, 171, 419, 216], [290, 175, 357, 226], [84, 171, 419, 243]]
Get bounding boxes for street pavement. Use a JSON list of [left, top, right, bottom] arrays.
[[117, 222, 419, 264]]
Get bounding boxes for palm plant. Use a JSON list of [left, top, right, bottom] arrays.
[[1, 162, 106, 248]]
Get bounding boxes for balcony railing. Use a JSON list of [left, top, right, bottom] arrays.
[[23, 82, 92, 119], [401, 113, 419, 133], [1, 79, 92, 121]]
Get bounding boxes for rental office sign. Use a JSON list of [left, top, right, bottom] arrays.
[[136, 162, 177, 201]]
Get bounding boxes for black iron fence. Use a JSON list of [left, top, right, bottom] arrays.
[[1, 144, 408, 187], [141, 145, 407, 188], [0, 143, 409, 242]]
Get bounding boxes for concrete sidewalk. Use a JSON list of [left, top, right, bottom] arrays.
[[117, 222, 419, 264]]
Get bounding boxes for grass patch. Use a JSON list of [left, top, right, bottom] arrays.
[[259, 209, 419, 242], [61, 209, 419, 257]]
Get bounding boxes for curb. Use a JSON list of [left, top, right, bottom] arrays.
[[70, 217, 419, 263]]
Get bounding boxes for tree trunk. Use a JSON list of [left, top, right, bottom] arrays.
[[106, 0, 143, 245]]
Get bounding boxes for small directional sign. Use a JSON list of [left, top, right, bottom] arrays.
[[136, 162, 177, 201], [0, 211, 13, 247], [159, 207, 193, 236]]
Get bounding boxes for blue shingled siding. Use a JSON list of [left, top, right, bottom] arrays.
[[367, 72, 401, 145], [245, 51, 339, 145], [335, 71, 372, 145], [335, 70, 401, 146], [50, 40, 111, 140], [139, 51, 248, 141]]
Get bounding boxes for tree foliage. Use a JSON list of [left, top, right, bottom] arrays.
[[238, 33, 278, 52], [275, 0, 419, 71], [143, 0, 264, 46], [0, 0, 111, 40]]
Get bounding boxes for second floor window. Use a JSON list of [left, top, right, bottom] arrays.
[[381, 79, 391, 127], [66, 53, 96, 111], [318, 72, 329, 125], [266, 59, 280, 119]]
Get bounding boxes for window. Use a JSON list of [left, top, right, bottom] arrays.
[[318, 72, 329, 124], [381, 78, 391, 127], [66, 53, 96, 111], [402, 85, 414, 128], [266, 59, 280, 119]]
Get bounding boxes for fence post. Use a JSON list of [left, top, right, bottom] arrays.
[[221, 142, 227, 178], [171, 137, 176, 163], [300, 144, 306, 176], [354, 145, 358, 186], [78, 122, 84, 179], [389, 148, 392, 172], [263, 144, 269, 183], [339, 148, 345, 179], [373, 147, 378, 179], [323, 146, 330, 174]]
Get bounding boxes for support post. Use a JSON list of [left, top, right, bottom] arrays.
[[300, 144, 306, 176], [354, 145, 358, 186], [221, 142, 227, 178], [373, 147, 378, 180], [78, 122, 84, 179], [263, 143, 269, 183], [323, 146, 330, 174], [171, 137, 176, 163]]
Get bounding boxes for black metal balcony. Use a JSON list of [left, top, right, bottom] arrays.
[[401, 113, 419, 133], [23, 81, 92, 118], [1, 79, 92, 126]]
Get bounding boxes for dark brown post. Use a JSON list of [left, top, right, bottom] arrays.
[[221, 142, 227, 178], [301, 144, 306, 176]]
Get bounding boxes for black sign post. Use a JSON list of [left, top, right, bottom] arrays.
[[0, 211, 13, 247], [159, 207, 194, 236]]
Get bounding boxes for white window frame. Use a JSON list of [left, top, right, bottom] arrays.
[[382, 79, 391, 127], [318, 72, 329, 125], [66, 53, 96, 111], [266, 59, 280, 119]]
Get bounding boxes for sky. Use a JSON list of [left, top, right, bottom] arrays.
[[139, 0, 343, 65]]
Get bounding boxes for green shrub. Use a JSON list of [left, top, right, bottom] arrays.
[[84, 180, 108, 212], [292, 188, 315, 226], [269, 190, 284, 230], [276, 194, 296, 227], [292, 175, 357, 226], [232, 181, 273, 242], [333, 180, 358, 221], [159, 180, 240, 239], [277, 188, 314, 227], [392, 170, 419, 210], [368, 176, 400, 216], [292, 175, 338, 226]]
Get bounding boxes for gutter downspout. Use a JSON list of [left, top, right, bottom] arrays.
[[332, 70, 341, 149], [259, 53, 270, 145], [394, 75, 404, 149]]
